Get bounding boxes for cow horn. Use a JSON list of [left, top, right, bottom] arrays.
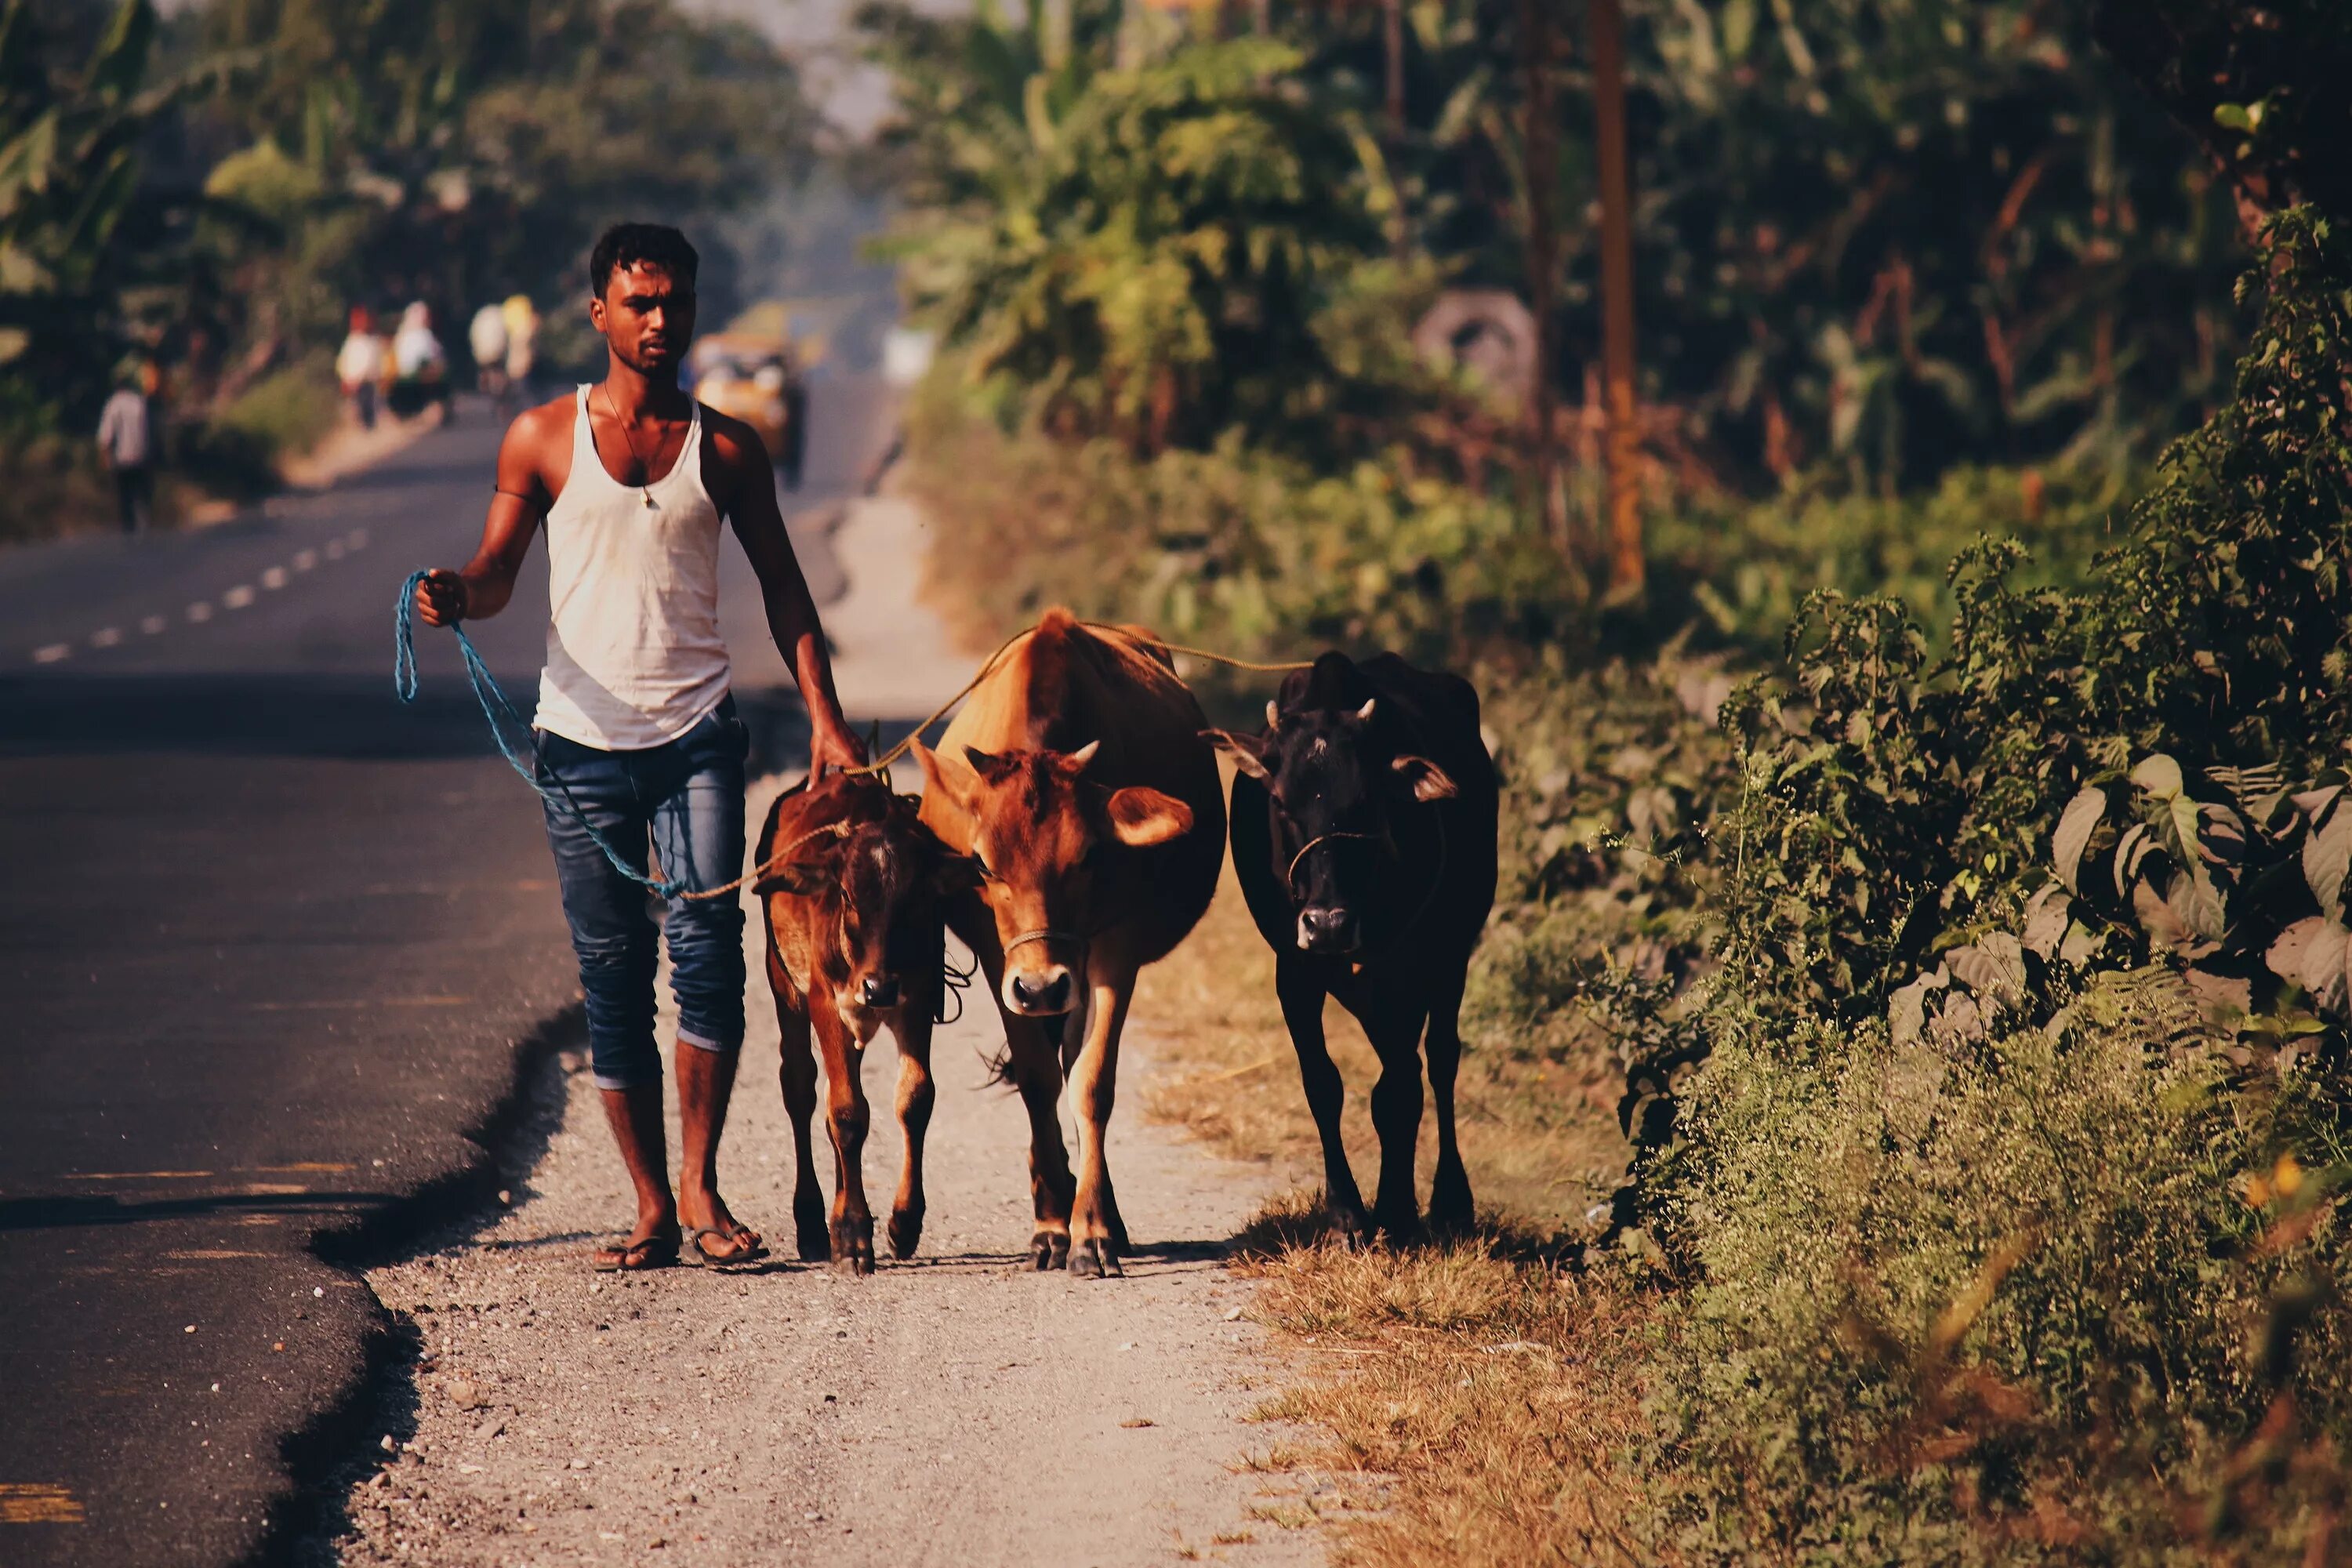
[[1265, 699, 1280, 731], [1067, 739, 1102, 770], [1354, 698, 1377, 724]]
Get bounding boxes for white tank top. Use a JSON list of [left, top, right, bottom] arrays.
[[533, 385, 733, 750]]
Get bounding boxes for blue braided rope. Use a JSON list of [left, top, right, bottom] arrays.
[[395, 569, 688, 898]]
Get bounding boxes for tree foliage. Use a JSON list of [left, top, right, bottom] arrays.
[[0, 0, 225, 431], [866, 2, 1387, 455]]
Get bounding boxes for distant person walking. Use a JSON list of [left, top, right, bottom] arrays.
[[393, 301, 452, 422], [502, 293, 539, 397], [96, 368, 154, 535], [469, 300, 512, 412], [411, 223, 866, 1272], [336, 307, 387, 430]]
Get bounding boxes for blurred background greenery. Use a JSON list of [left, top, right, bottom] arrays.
[[0, 0, 814, 538]]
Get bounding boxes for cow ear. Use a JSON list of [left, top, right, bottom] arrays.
[[960, 745, 1020, 783], [1104, 786, 1194, 847], [931, 853, 984, 896], [1200, 728, 1271, 782], [913, 739, 975, 806], [753, 855, 833, 898], [1391, 754, 1457, 802]]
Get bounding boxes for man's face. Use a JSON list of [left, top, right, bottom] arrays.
[[590, 261, 696, 375]]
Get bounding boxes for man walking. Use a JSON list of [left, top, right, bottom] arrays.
[[412, 223, 866, 1271], [337, 306, 386, 430], [96, 366, 154, 534]]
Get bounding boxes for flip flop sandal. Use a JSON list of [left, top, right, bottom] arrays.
[[684, 1223, 769, 1269], [592, 1232, 681, 1272]]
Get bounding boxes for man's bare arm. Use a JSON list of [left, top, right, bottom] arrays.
[[412, 405, 561, 626], [706, 416, 866, 776]]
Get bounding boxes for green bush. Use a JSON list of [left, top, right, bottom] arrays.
[[903, 369, 1567, 676], [1647, 996, 2352, 1563], [211, 357, 340, 461], [1620, 205, 2352, 1567], [1653, 463, 2129, 659]]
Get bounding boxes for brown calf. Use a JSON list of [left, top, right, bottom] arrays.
[[914, 608, 1225, 1277], [754, 774, 976, 1274]]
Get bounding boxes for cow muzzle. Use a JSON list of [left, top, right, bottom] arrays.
[[1004, 964, 1076, 1017], [1296, 904, 1362, 956]]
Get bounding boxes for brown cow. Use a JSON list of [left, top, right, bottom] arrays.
[[913, 608, 1225, 1276], [754, 773, 977, 1274]]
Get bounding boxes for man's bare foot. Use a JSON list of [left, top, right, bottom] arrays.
[[680, 1190, 764, 1265], [592, 1218, 680, 1272]]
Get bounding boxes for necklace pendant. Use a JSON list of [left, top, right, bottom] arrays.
[[642, 488, 657, 509]]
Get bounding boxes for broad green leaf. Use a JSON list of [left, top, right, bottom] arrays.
[[2130, 753, 2185, 799], [2305, 793, 2352, 914], [2051, 786, 2105, 895]]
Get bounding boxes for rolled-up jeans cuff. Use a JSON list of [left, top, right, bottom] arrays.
[[591, 1066, 661, 1092], [676, 1025, 740, 1055]]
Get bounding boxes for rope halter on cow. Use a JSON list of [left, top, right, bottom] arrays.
[[1280, 816, 1450, 946], [1003, 927, 1087, 960], [1283, 830, 1385, 898]]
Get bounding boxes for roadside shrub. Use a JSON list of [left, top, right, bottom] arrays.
[[1647, 995, 2352, 1563], [1465, 648, 1733, 1172], [1652, 463, 2127, 659], [1719, 209, 2352, 1027], [209, 355, 339, 465], [1632, 207, 2352, 1563], [905, 372, 1567, 674]]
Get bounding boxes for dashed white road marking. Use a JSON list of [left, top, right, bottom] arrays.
[[46, 517, 365, 662]]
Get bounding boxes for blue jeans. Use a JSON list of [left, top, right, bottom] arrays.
[[534, 699, 750, 1091]]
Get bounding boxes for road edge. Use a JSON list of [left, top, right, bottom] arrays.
[[245, 1000, 585, 1568]]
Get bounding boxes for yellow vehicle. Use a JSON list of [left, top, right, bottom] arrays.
[[688, 333, 808, 488]]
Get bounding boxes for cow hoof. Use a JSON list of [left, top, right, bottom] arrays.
[[795, 1195, 831, 1263], [832, 1223, 876, 1276], [1030, 1229, 1070, 1271], [1324, 1209, 1373, 1250], [1375, 1210, 1425, 1249], [1427, 1193, 1475, 1240], [887, 1209, 924, 1260], [1068, 1238, 1122, 1279]]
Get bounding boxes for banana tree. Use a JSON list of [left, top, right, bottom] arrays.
[[0, 0, 213, 416]]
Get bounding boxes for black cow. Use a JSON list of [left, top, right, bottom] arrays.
[[1206, 652, 1498, 1243]]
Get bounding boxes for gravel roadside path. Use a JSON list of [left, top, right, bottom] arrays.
[[308, 495, 1323, 1567]]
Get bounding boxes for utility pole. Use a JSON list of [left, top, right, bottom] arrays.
[[1588, 0, 1643, 600], [1519, 0, 1566, 557], [1384, 0, 1407, 258]]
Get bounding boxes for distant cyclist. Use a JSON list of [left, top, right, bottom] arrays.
[[469, 301, 512, 414]]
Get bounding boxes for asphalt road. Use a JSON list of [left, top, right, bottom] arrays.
[[0, 376, 893, 1566]]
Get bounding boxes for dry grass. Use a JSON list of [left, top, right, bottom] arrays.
[[1221, 1195, 1653, 1568], [1131, 861, 1651, 1568]]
